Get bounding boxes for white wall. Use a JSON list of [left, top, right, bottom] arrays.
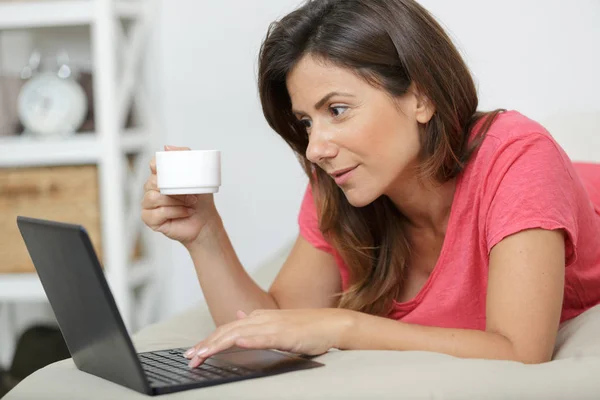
[[154, 0, 310, 317], [419, 0, 600, 161], [155, 0, 600, 318]]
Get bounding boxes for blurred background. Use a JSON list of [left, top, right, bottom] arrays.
[[0, 0, 598, 393]]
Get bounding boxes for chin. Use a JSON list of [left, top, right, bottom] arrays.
[[342, 186, 379, 208]]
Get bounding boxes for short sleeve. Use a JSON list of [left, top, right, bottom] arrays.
[[298, 183, 336, 255], [483, 133, 578, 265]]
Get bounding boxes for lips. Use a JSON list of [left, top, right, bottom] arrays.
[[330, 166, 357, 178], [330, 166, 358, 185]]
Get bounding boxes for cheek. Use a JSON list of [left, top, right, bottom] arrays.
[[343, 114, 392, 158], [338, 109, 421, 205], [361, 112, 421, 169], [360, 121, 422, 200]]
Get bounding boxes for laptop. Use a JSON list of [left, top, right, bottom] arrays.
[[16, 216, 323, 396]]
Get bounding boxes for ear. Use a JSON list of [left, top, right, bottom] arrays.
[[411, 84, 435, 125]]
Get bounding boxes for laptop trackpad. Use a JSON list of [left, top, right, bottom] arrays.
[[211, 349, 304, 372]]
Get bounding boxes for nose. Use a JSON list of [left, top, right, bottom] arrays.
[[305, 125, 338, 164]]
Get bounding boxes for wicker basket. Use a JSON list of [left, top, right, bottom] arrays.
[[0, 165, 103, 273]]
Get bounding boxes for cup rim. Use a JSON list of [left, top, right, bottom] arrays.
[[156, 149, 220, 155]]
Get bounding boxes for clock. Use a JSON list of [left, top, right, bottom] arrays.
[[17, 52, 88, 138], [17, 72, 88, 138]]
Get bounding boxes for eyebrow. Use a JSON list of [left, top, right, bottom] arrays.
[[292, 91, 355, 116]]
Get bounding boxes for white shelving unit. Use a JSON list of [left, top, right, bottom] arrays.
[[0, 0, 143, 29], [0, 0, 159, 355], [0, 259, 153, 302], [0, 129, 147, 167]]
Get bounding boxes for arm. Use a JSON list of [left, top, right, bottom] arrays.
[[338, 228, 565, 364], [185, 228, 566, 366], [187, 224, 341, 326]]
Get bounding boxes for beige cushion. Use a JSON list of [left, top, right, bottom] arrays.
[[6, 244, 600, 399]]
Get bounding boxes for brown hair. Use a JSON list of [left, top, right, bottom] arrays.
[[258, 0, 503, 316]]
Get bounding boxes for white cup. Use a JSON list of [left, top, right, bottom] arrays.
[[155, 150, 221, 195]]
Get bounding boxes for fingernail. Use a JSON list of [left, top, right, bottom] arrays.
[[188, 358, 196, 368], [184, 348, 195, 358], [196, 347, 208, 357], [164, 145, 174, 150]]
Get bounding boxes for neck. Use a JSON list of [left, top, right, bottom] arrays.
[[385, 174, 456, 235]]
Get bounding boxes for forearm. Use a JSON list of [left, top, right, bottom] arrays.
[[186, 217, 279, 326], [338, 312, 547, 364]]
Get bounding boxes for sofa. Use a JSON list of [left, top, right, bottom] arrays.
[[5, 244, 600, 399]]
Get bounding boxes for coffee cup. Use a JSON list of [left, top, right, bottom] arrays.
[[155, 150, 221, 195]]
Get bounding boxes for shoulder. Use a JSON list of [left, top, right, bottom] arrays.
[[466, 110, 570, 176], [484, 110, 548, 138]]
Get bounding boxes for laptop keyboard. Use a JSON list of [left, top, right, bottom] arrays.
[[139, 348, 255, 387]]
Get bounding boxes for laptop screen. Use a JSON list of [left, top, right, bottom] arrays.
[[17, 216, 149, 394]]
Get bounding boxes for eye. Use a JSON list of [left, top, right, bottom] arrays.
[[299, 118, 312, 129], [296, 105, 348, 134], [330, 106, 348, 117]]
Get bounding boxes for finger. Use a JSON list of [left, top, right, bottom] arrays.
[[149, 157, 156, 174], [164, 145, 191, 151], [143, 170, 196, 206], [235, 335, 277, 350], [183, 326, 235, 360], [236, 310, 248, 320], [183, 346, 199, 359], [205, 325, 279, 358], [184, 315, 267, 360], [158, 194, 196, 204], [189, 325, 275, 369], [144, 175, 157, 192], [249, 309, 271, 318], [146, 181, 196, 205], [142, 175, 197, 204], [142, 190, 188, 209], [142, 206, 195, 231], [184, 321, 247, 359], [174, 194, 198, 205]]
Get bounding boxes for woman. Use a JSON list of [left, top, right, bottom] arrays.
[[141, 0, 600, 368]]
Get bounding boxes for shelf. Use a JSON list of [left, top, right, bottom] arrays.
[[0, 0, 155, 330], [0, 273, 46, 302], [0, 129, 148, 168], [0, 0, 144, 30], [0, 260, 154, 302], [116, 1, 144, 19]]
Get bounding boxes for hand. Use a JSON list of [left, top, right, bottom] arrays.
[[183, 309, 353, 369], [141, 145, 222, 246]]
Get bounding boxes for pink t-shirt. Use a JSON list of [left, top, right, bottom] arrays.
[[298, 111, 600, 330]]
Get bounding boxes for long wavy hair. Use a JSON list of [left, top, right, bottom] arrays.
[[258, 0, 503, 316]]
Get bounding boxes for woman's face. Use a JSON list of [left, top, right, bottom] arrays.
[[287, 55, 434, 207]]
